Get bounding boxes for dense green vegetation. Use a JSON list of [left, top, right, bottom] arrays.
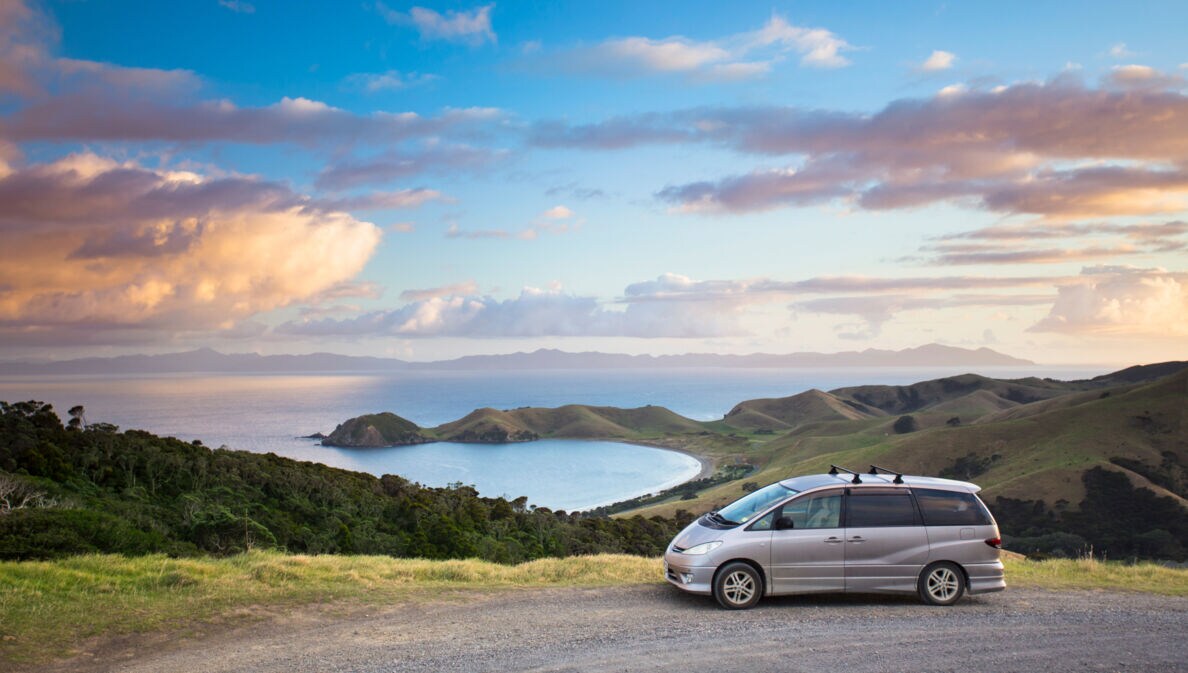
[[0, 401, 686, 562]]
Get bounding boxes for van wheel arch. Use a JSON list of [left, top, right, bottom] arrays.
[[918, 560, 968, 605], [712, 559, 767, 609], [713, 558, 767, 593]]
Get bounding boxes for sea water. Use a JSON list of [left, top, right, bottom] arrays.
[[0, 366, 1107, 510]]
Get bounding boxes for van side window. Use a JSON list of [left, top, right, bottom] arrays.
[[846, 492, 919, 527], [748, 510, 776, 531], [914, 488, 992, 526], [781, 491, 842, 529]]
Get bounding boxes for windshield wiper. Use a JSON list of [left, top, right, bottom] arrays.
[[706, 511, 738, 526]]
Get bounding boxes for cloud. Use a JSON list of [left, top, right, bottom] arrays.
[[919, 50, 956, 71], [912, 219, 1188, 265], [743, 15, 854, 68], [315, 143, 503, 190], [1105, 64, 1185, 90], [0, 0, 198, 97], [345, 70, 437, 92], [2, 95, 502, 147], [399, 281, 480, 302], [445, 223, 537, 240], [277, 285, 744, 338], [527, 74, 1188, 217], [1109, 43, 1135, 58], [539, 15, 853, 82], [377, 2, 496, 46], [541, 205, 573, 219], [1031, 266, 1188, 336], [0, 153, 382, 344], [218, 0, 255, 14], [792, 293, 1055, 338], [318, 188, 447, 211]]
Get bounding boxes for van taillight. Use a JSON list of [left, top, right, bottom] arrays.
[[985, 537, 1001, 548]]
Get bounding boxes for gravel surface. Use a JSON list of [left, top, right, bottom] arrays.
[[49, 585, 1188, 673]]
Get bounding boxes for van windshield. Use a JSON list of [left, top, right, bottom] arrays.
[[716, 482, 797, 525]]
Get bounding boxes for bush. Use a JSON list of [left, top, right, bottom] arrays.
[[893, 415, 918, 434]]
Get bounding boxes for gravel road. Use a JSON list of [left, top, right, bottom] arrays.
[[52, 585, 1188, 673]]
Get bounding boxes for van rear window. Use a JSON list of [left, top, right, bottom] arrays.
[[914, 488, 992, 526]]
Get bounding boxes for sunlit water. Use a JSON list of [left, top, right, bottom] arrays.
[[0, 366, 1108, 510]]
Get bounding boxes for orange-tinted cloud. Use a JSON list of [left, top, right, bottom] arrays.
[[0, 154, 382, 344]]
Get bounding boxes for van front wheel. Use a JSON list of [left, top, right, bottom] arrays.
[[713, 562, 762, 610], [919, 562, 965, 606]]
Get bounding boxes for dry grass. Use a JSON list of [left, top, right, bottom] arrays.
[[0, 551, 659, 664], [1003, 556, 1188, 596], [2, 552, 1185, 666]]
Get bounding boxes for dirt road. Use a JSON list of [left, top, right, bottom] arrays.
[[48, 585, 1188, 673]]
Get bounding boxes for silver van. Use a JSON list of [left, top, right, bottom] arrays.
[[664, 465, 1005, 609]]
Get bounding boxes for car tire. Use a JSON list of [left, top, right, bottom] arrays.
[[713, 562, 762, 610], [918, 561, 966, 606]]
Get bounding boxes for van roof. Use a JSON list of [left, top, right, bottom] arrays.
[[779, 472, 982, 494]]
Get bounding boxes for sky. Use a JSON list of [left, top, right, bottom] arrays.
[[0, 0, 1186, 365]]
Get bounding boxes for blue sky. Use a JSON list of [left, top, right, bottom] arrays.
[[0, 0, 1186, 364]]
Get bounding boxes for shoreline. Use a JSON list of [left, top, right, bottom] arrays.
[[616, 439, 716, 481]]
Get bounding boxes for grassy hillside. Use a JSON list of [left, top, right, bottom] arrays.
[[627, 368, 1188, 559], [323, 412, 431, 447], [435, 404, 710, 440], [723, 389, 880, 431]]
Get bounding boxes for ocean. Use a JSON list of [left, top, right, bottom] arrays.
[[0, 365, 1108, 510]]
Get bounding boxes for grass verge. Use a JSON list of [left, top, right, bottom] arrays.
[[1003, 556, 1188, 596], [2, 552, 1185, 666], [0, 551, 659, 665]]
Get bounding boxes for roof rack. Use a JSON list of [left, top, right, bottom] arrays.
[[868, 464, 904, 484], [828, 464, 863, 484]]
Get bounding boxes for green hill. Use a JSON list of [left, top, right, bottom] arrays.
[[724, 389, 880, 432], [829, 373, 1084, 416], [630, 368, 1188, 559], [323, 412, 430, 447]]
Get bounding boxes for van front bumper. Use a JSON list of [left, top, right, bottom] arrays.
[[663, 553, 715, 595]]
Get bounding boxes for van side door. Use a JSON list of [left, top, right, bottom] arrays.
[[768, 489, 845, 594], [843, 487, 929, 593]]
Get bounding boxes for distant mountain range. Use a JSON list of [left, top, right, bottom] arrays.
[[0, 343, 1034, 375]]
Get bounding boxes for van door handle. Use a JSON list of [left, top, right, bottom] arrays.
[[848, 536, 865, 543], [824, 537, 842, 544]]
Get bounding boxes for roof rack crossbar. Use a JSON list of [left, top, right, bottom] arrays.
[[828, 464, 863, 484], [868, 464, 904, 484]]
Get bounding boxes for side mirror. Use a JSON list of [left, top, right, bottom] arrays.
[[774, 516, 795, 530]]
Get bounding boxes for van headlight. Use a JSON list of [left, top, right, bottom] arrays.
[[681, 541, 722, 555]]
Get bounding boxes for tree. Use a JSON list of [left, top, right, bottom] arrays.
[[67, 405, 87, 431], [893, 415, 919, 434]]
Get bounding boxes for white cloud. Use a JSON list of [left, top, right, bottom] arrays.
[[920, 50, 956, 72], [377, 2, 496, 46], [547, 15, 853, 81], [1109, 42, 1134, 58], [346, 70, 437, 92], [1030, 266, 1188, 336], [744, 15, 854, 68]]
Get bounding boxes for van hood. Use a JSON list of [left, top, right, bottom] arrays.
[[672, 517, 728, 550]]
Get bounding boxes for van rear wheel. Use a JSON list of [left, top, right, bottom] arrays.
[[713, 562, 762, 610], [919, 561, 965, 606]]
